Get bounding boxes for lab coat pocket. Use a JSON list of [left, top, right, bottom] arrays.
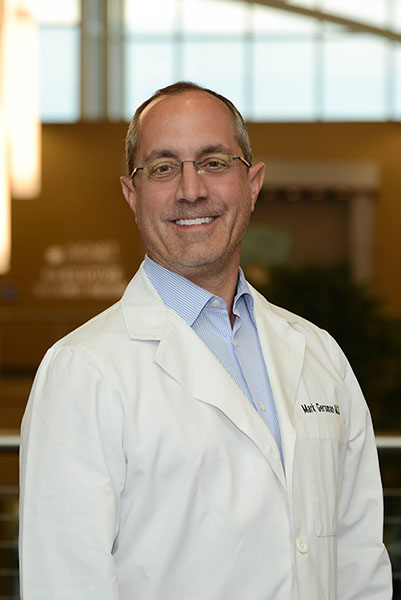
[[297, 418, 346, 537]]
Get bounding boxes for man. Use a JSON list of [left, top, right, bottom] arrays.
[[19, 82, 392, 599]]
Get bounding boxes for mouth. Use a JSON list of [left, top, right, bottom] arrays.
[[174, 217, 215, 226]]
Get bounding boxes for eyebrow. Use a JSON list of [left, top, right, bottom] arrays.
[[197, 144, 232, 156], [143, 149, 180, 163], [143, 144, 233, 164]]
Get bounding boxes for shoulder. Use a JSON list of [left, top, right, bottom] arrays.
[[49, 264, 162, 351], [49, 300, 124, 359]]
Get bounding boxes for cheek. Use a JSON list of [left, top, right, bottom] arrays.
[[132, 200, 151, 232], [234, 186, 254, 217], [135, 194, 159, 221]]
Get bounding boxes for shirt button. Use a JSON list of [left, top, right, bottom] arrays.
[[259, 402, 266, 411], [211, 299, 220, 307], [233, 338, 238, 348], [295, 538, 309, 554]]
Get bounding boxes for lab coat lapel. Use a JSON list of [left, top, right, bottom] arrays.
[[252, 287, 306, 483], [121, 266, 286, 487], [155, 311, 286, 487]]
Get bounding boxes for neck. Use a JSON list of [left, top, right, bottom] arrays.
[[148, 252, 241, 326], [179, 263, 239, 326]]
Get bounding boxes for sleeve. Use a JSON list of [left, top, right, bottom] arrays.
[[333, 339, 393, 600], [19, 343, 126, 600]]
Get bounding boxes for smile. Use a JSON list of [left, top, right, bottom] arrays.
[[175, 217, 215, 226]]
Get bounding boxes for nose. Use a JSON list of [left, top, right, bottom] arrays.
[[175, 161, 208, 203]]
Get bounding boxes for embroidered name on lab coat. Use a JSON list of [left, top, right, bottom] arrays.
[[301, 402, 341, 415]]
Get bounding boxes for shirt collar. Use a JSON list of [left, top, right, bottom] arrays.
[[143, 255, 254, 326]]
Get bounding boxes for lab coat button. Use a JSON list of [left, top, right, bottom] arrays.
[[295, 538, 309, 554]]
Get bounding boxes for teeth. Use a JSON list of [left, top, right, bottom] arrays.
[[175, 217, 214, 226]]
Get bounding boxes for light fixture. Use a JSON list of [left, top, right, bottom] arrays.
[[0, 0, 40, 274], [0, 114, 11, 274], [7, 0, 41, 198], [0, 0, 11, 274]]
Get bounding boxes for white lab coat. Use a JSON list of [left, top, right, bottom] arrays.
[[19, 264, 392, 600]]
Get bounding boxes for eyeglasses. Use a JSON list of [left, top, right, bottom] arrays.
[[130, 152, 251, 183]]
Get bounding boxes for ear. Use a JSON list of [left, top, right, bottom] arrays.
[[120, 176, 137, 214], [248, 162, 265, 211]]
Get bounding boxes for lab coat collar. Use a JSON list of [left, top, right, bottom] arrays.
[[120, 264, 169, 340]]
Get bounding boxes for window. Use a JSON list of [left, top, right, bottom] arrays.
[[122, 0, 401, 122], [323, 34, 388, 120], [33, 0, 81, 122], [36, 0, 401, 123]]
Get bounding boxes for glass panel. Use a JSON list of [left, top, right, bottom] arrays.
[[321, 0, 388, 28], [395, 45, 401, 119], [252, 5, 317, 34], [253, 40, 315, 120], [323, 36, 387, 120], [39, 27, 80, 122], [26, 0, 80, 24], [124, 0, 177, 33], [182, 0, 247, 34], [322, 21, 350, 35], [182, 41, 245, 115], [286, 0, 317, 6], [124, 41, 175, 120], [394, 0, 401, 32]]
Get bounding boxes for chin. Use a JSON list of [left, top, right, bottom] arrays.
[[175, 251, 237, 274]]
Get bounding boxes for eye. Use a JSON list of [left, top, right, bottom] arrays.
[[156, 164, 172, 174], [147, 160, 178, 178], [200, 155, 230, 172]]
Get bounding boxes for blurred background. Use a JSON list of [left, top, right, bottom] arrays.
[[0, 0, 401, 597]]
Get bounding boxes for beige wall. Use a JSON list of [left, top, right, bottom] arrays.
[[0, 120, 400, 372], [247, 121, 401, 316]]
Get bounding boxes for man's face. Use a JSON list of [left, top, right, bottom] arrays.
[[121, 90, 264, 282]]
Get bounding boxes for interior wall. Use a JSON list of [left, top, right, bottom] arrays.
[[0, 120, 400, 374], [247, 121, 401, 316], [1, 123, 145, 371], [9, 122, 145, 309], [248, 192, 350, 268]]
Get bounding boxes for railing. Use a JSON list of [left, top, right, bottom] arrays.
[[0, 486, 18, 600], [385, 487, 401, 598], [1, 436, 401, 599], [0, 438, 19, 451], [377, 439, 401, 599]]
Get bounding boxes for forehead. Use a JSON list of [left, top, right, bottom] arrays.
[[137, 91, 238, 158]]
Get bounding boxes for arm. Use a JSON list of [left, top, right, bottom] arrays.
[[334, 342, 392, 599], [19, 344, 126, 600]]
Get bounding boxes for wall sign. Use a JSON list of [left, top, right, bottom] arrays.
[[33, 239, 127, 300]]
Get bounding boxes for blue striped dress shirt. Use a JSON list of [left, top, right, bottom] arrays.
[[143, 256, 282, 456]]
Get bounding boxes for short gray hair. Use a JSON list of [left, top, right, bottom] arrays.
[[125, 81, 253, 176]]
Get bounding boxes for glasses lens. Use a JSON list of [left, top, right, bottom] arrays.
[[142, 153, 237, 181], [145, 159, 180, 180], [198, 153, 232, 174]]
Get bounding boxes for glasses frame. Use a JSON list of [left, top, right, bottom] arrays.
[[130, 155, 251, 181]]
